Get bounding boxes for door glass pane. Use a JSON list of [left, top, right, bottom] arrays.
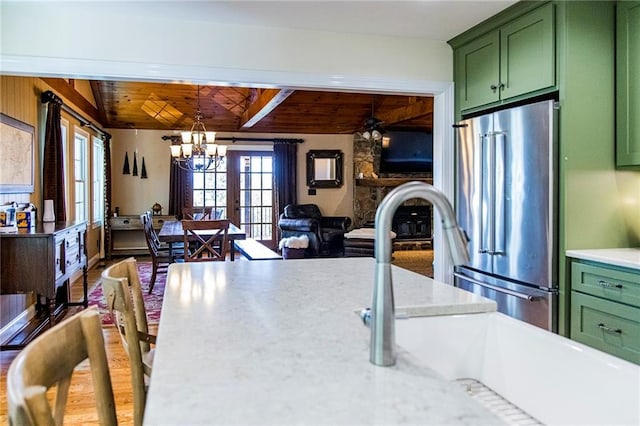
[[238, 153, 274, 242]]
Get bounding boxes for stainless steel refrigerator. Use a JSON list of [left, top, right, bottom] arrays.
[[454, 99, 559, 331]]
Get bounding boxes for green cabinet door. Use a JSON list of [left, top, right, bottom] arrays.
[[500, 2, 555, 100], [454, 2, 555, 113], [456, 31, 500, 111], [616, 1, 640, 167]]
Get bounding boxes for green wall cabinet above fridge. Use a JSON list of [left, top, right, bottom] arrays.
[[616, 1, 640, 167], [453, 2, 555, 114]]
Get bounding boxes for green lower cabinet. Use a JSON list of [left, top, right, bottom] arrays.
[[571, 292, 640, 364]]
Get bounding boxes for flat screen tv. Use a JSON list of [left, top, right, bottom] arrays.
[[379, 130, 433, 174]]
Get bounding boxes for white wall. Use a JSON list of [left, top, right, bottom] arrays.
[[296, 135, 354, 216], [0, 2, 452, 92], [109, 129, 353, 217]]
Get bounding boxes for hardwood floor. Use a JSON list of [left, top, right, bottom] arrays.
[[1, 263, 143, 425], [0, 250, 432, 424]]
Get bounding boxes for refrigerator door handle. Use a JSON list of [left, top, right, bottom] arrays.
[[454, 272, 536, 301], [486, 132, 496, 255], [493, 131, 506, 255], [478, 132, 493, 254]]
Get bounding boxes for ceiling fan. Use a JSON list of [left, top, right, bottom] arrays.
[[360, 97, 385, 141]]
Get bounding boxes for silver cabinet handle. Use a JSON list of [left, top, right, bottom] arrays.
[[599, 280, 623, 289], [454, 272, 536, 301], [598, 323, 622, 334]]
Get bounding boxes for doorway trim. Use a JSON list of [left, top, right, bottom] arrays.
[[4, 56, 455, 283]]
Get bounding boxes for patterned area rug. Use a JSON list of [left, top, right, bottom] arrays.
[[87, 261, 165, 325]]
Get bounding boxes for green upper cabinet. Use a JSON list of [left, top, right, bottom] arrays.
[[454, 2, 556, 113], [500, 4, 555, 100], [616, 1, 640, 167], [456, 32, 500, 110]]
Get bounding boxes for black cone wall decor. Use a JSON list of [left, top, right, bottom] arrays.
[[123, 152, 130, 174], [132, 152, 138, 176], [141, 157, 148, 179]]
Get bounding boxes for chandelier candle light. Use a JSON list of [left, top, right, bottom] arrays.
[[170, 85, 226, 171]]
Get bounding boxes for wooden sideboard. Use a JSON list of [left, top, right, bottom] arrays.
[[0, 221, 88, 349], [108, 214, 175, 258]]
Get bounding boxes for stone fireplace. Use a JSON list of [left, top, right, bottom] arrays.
[[352, 134, 433, 245]]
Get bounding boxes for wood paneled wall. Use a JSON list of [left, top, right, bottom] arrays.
[[0, 76, 104, 261], [0, 76, 41, 206]]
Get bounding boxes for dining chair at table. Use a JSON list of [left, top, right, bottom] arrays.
[[182, 219, 230, 262], [6, 307, 117, 426], [102, 257, 155, 426], [143, 210, 184, 256], [182, 206, 213, 220], [141, 213, 176, 294]]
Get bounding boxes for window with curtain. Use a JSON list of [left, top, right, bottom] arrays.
[[74, 128, 89, 222], [92, 135, 104, 225]]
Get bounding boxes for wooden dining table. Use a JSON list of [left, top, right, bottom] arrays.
[[157, 220, 246, 261]]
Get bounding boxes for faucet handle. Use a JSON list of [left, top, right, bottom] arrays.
[[360, 308, 371, 327]]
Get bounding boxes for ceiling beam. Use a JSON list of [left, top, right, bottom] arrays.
[[89, 80, 108, 125], [40, 78, 102, 124], [240, 88, 294, 129], [377, 98, 434, 126]]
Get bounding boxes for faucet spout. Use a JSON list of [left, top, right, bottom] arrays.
[[370, 181, 469, 366]]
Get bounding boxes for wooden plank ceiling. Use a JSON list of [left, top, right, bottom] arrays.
[[90, 81, 433, 134]]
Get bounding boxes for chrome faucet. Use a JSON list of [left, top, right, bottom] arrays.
[[370, 181, 470, 366]]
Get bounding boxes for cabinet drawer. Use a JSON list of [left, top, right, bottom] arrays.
[[571, 262, 640, 307], [110, 216, 142, 230], [571, 292, 640, 364]]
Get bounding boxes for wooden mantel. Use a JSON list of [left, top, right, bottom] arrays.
[[355, 177, 433, 187]]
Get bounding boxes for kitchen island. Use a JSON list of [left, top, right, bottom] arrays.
[[144, 257, 498, 425]]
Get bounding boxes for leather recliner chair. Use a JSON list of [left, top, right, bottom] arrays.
[[278, 204, 352, 257]]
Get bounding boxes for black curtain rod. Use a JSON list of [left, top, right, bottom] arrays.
[[162, 135, 304, 144], [41, 90, 112, 139]]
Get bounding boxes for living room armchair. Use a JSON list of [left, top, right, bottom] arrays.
[[278, 204, 352, 257]]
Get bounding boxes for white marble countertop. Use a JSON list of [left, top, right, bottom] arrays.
[[144, 257, 498, 425], [566, 248, 640, 271]]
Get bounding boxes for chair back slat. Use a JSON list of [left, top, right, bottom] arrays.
[[182, 219, 230, 262]]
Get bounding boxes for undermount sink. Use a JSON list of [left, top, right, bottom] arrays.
[[396, 312, 640, 426]]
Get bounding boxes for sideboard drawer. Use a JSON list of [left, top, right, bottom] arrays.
[[571, 262, 640, 307], [571, 292, 640, 364], [110, 216, 142, 230]]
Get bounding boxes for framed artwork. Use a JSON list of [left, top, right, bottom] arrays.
[[0, 113, 35, 193]]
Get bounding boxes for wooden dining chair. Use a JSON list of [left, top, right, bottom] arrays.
[[182, 206, 213, 220], [6, 307, 117, 426], [102, 257, 155, 426], [143, 210, 183, 256], [182, 219, 230, 261], [141, 213, 175, 294]]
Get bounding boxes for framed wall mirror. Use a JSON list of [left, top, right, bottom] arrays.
[[306, 150, 343, 188]]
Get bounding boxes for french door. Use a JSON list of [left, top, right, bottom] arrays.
[[192, 150, 276, 249]]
